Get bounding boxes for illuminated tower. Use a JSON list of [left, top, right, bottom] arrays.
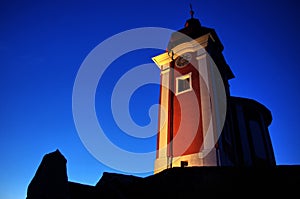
[[152, 7, 275, 174]]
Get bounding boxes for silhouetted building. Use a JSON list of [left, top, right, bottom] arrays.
[[26, 149, 300, 199], [26, 149, 69, 199], [152, 10, 275, 173]]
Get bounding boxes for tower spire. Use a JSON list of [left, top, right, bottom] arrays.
[[189, 3, 195, 18]]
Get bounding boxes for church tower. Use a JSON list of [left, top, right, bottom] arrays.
[[152, 7, 275, 174]]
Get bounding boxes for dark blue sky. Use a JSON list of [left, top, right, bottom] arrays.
[[1, 1, 300, 198]]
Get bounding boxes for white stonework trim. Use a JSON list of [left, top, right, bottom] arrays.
[[172, 33, 213, 57], [207, 56, 218, 149], [157, 71, 170, 159], [154, 157, 169, 174], [160, 67, 170, 75], [151, 33, 216, 69], [152, 52, 172, 68], [207, 55, 227, 153], [196, 53, 210, 92], [196, 51, 218, 165], [175, 72, 192, 96]]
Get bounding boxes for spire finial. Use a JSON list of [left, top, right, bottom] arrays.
[[189, 3, 195, 18]]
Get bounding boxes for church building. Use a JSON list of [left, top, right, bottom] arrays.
[[152, 7, 276, 173], [26, 7, 300, 199]]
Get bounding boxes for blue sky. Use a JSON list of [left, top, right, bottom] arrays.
[[1, 1, 300, 199]]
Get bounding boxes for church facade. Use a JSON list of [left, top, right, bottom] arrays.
[[152, 11, 276, 173]]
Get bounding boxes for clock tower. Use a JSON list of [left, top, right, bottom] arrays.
[[152, 7, 275, 173]]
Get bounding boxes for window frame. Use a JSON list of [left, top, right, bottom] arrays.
[[176, 72, 192, 95]]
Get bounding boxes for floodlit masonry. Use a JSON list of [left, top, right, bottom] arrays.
[[152, 11, 275, 174]]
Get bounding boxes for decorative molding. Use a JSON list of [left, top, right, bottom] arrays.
[[152, 33, 216, 69]]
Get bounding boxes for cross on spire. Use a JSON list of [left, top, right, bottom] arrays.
[[190, 3, 195, 18]]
